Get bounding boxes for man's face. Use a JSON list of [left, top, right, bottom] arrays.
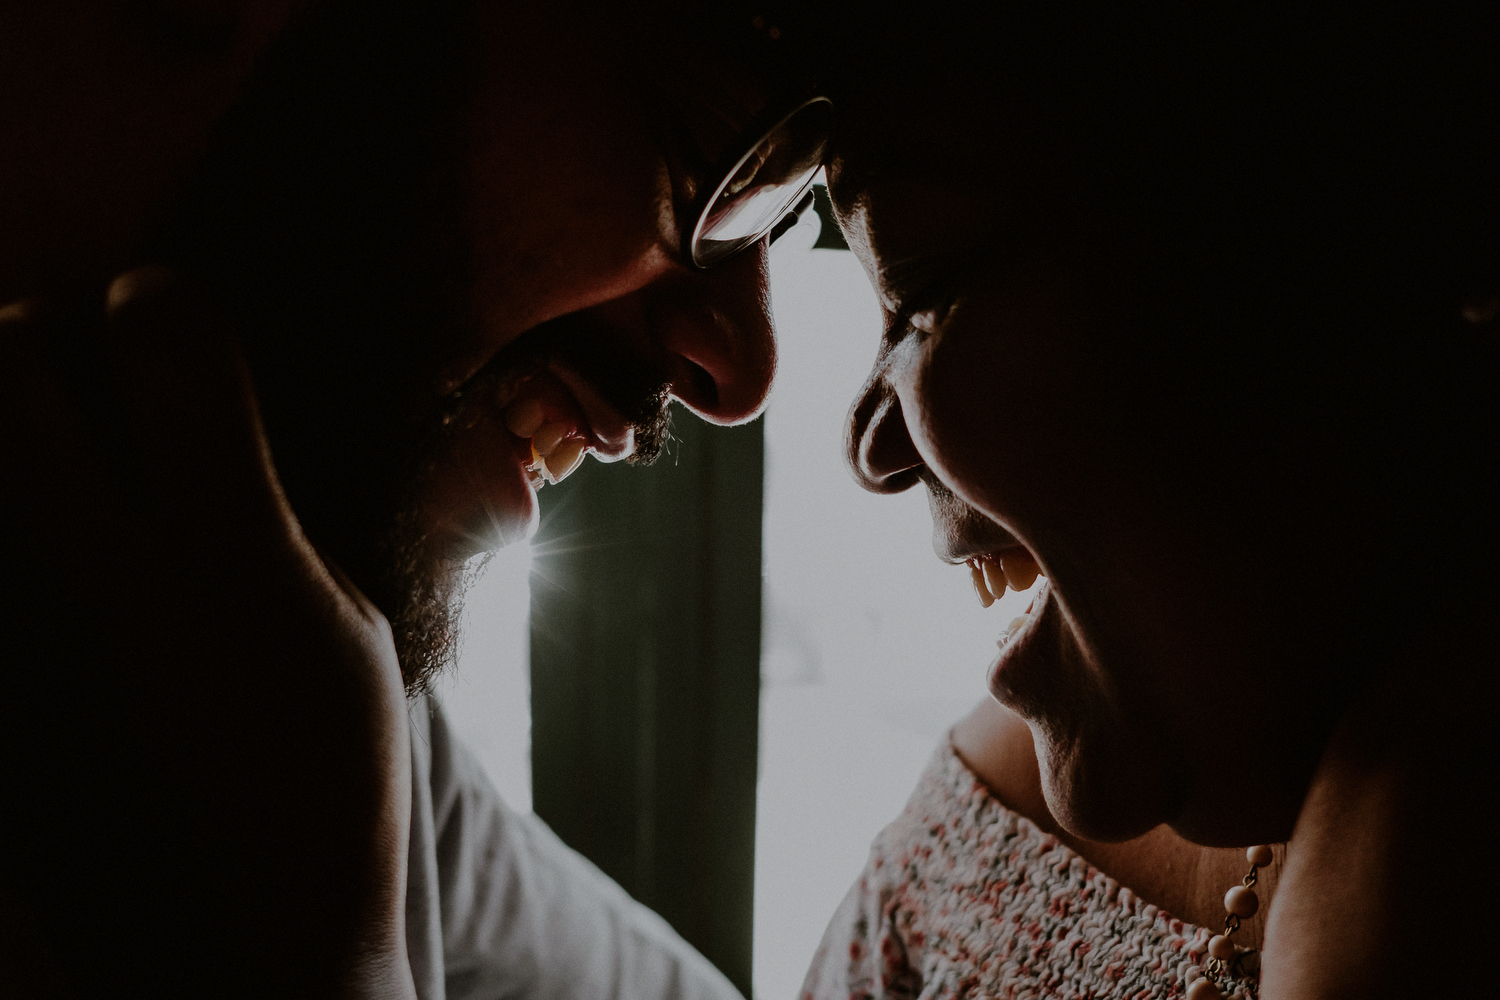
[[400, 2, 781, 552], [170, 1, 779, 692]]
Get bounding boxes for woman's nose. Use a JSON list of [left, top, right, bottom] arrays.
[[652, 242, 777, 425], [846, 363, 925, 493]]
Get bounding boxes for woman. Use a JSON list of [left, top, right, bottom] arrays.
[[802, 5, 1495, 997]]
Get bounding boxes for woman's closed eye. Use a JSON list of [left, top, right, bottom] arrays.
[[881, 241, 1021, 346], [882, 269, 968, 345]]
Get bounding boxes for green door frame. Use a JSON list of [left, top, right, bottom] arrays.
[[529, 411, 764, 995]]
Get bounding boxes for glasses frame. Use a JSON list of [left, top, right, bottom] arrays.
[[683, 94, 834, 270]]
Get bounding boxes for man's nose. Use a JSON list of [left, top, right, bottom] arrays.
[[846, 362, 925, 493], [648, 242, 777, 425]]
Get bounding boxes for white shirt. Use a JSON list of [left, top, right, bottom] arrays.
[[405, 698, 746, 1000]]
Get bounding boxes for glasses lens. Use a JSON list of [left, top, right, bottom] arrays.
[[691, 97, 834, 268]]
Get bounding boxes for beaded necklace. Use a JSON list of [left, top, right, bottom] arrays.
[[1186, 844, 1274, 1000]]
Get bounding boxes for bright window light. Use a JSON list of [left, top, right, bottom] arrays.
[[435, 543, 535, 812], [753, 197, 1041, 999]]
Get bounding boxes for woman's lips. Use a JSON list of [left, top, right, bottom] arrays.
[[948, 541, 1051, 707], [987, 576, 1053, 706], [929, 493, 1058, 713]]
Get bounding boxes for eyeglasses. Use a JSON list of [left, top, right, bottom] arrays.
[[684, 95, 835, 268]]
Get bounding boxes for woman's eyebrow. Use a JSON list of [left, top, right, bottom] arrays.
[[878, 239, 1012, 343], [879, 242, 980, 306], [878, 249, 967, 298]]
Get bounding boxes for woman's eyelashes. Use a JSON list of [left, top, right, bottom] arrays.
[[880, 241, 1016, 345], [879, 248, 993, 345], [883, 278, 964, 345], [908, 303, 947, 334]]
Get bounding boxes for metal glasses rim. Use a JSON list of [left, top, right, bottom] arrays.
[[687, 94, 834, 269]]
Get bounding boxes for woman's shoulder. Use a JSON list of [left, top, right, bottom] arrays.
[[802, 714, 1251, 999], [799, 734, 1058, 1000], [870, 730, 1056, 891]]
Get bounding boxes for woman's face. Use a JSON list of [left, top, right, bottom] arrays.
[[828, 84, 1388, 847]]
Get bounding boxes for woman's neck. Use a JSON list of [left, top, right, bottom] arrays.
[[1261, 602, 1495, 997], [952, 697, 1283, 949]]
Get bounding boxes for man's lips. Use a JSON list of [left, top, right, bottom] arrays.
[[545, 361, 635, 463], [493, 368, 628, 483], [419, 403, 539, 557], [419, 299, 679, 558], [450, 304, 672, 467], [422, 365, 632, 558]]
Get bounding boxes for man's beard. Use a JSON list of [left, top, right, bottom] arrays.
[[366, 323, 675, 696], [150, 0, 676, 695], [374, 506, 469, 698]]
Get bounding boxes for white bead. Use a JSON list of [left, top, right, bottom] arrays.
[[1187, 977, 1223, 1000], [1225, 884, 1260, 918], [1246, 844, 1273, 867], [1208, 934, 1236, 961]]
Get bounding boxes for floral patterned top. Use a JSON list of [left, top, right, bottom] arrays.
[[800, 739, 1259, 1000]]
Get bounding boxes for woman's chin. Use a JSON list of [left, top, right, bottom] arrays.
[[1032, 723, 1179, 844]]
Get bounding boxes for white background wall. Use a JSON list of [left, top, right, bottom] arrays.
[[751, 211, 1040, 998]]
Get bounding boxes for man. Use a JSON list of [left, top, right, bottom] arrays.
[[0, 0, 822, 995]]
